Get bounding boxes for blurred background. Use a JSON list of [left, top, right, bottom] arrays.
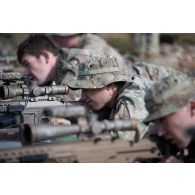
[[1, 33, 195, 75]]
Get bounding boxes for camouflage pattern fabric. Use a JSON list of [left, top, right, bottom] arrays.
[[55, 33, 132, 84], [67, 54, 152, 141], [54, 48, 81, 101], [144, 72, 195, 123], [132, 61, 181, 81], [78, 33, 181, 82], [55, 34, 178, 90], [55, 48, 108, 83], [68, 53, 130, 89], [55, 48, 76, 85], [55, 48, 121, 100], [124, 54, 181, 81], [77, 34, 128, 70], [109, 74, 152, 140]]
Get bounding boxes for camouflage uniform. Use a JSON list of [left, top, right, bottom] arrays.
[[54, 48, 75, 85], [80, 33, 179, 82], [144, 73, 195, 161], [78, 34, 127, 67], [144, 72, 195, 123], [68, 54, 152, 141], [50, 33, 128, 69], [54, 33, 176, 85], [53, 33, 132, 101], [55, 48, 98, 84], [108, 74, 152, 140], [132, 61, 180, 81], [54, 33, 131, 83], [55, 48, 105, 100], [124, 54, 180, 81]]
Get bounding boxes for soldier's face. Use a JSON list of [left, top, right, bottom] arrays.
[[156, 106, 192, 149], [81, 87, 113, 111], [21, 54, 53, 85]]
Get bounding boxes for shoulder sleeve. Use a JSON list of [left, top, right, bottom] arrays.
[[114, 77, 150, 140], [133, 62, 177, 81]]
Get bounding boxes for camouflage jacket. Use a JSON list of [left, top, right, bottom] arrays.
[[124, 54, 180, 81], [55, 48, 76, 85], [56, 36, 180, 85], [79, 34, 177, 80], [132, 61, 179, 81], [55, 34, 131, 83], [98, 74, 152, 141], [54, 49, 81, 101], [78, 34, 131, 74], [56, 34, 178, 85]]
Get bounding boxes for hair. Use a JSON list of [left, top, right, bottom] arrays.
[[107, 82, 125, 94], [112, 81, 126, 89], [17, 34, 60, 63]]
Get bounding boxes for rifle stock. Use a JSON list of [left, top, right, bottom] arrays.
[[0, 138, 161, 163]]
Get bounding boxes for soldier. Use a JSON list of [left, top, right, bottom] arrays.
[[17, 34, 133, 99], [18, 34, 131, 83], [48, 33, 132, 78], [144, 73, 195, 162], [50, 33, 173, 81], [47, 33, 127, 66], [17, 34, 74, 86], [48, 33, 83, 48], [17, 35, 85, 99], [67, 54, 152, 141], [130, 61, 179, 81]]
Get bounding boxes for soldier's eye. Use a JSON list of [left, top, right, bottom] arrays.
[[22, 61, 30, 67]]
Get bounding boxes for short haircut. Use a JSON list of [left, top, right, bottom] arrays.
[[17, 34, 60, 63]]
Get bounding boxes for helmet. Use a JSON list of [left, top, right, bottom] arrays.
[[144, 72, 195, 123], [67, 54, 131, 89]]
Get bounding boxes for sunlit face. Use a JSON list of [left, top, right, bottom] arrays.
[[81, 86, 114, 111], [155, 105, 192, 149], [21, 54, 53, 85]]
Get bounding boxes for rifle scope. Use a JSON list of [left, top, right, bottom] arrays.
[[0, 85, 69, 99]]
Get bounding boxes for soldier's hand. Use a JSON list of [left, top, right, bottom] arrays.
[[51, 118, 71, 125]]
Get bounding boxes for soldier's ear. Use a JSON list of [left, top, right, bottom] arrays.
[[41, 50, 50, 64], [106, 84, 118, 96], [190, 100, 195, 116], [105, 84, 113, 96]]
